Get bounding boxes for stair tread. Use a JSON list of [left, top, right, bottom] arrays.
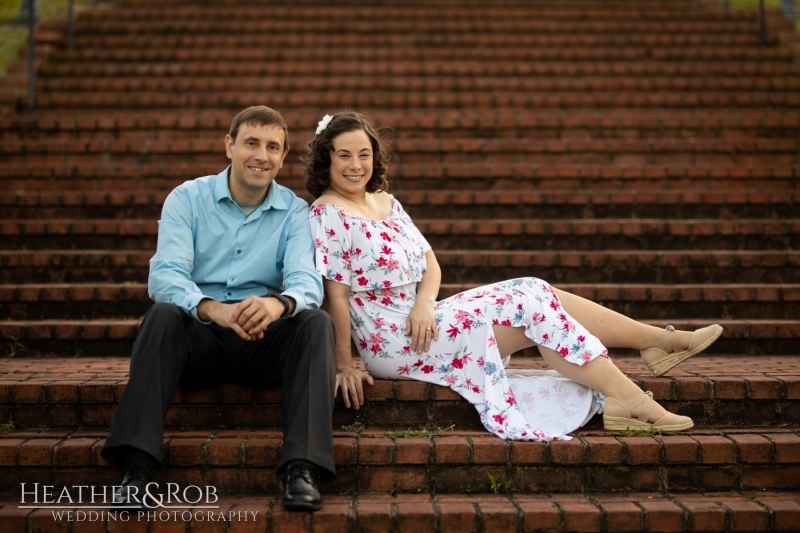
[[2, 492, 798, 532]]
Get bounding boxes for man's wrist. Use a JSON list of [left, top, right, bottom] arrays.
[[196, 299, 217, 321], [269, 294, 294, 318]]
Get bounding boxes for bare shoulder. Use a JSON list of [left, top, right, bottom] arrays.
[[372, 191, 394, 210], [311, 193, 336, 207]]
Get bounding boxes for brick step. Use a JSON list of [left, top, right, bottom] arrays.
[[0, 355, 798, 428], [2, 164, 797, 192], [3, 283, 798, 321], [4, 137, 798, 164], [0, 319, 796, 357], [118, 0, 709, 7], [38, 60, 800, 79], [4, 109, 796, 139], [2, 427, 800, 498], [0, 75, 26, 90], [3, 492, 799, 533], [44, 47, 796, 64], [60, 6, 757, 23], [32, 75, 800, 94], [55, 19, 772, 37], [417, 218, 800, 251], [67, 33, 776, 50], [7, 126, 800, 142], [433, 250, 800, 285], [2, 249, 797, 285], [21, 91, 800, 111], [2, 189, 797, 221], [399, 189, 800, 220], [1, 218, 797, 251]]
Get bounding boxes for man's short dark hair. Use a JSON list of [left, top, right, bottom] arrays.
[[229, 106, 290, 150]]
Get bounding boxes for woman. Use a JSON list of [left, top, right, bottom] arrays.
[[305, 111, 722, 441]]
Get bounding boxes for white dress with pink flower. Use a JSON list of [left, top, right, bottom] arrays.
[[310, 197, 606, 441]]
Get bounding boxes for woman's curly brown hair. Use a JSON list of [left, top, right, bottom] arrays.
[[303, 111, 392, 199]]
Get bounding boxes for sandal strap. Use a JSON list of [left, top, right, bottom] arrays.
[[623, 391, 655, 422], [657, 325, 682, 354]]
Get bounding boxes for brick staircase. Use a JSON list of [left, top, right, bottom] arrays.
[[1, 1, 799, 531]]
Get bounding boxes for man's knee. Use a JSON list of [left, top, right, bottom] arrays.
[[143, 302, 186, 327], [147, 302, 184, 320], [292, 309, 334, 333], [290, 310, 336, 355], [137, 302, 189, 341]]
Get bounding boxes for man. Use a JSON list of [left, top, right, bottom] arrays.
[[102, 106, 335, 512]]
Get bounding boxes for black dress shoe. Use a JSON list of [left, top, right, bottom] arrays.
[[112, 465, 153, 509], [281, 461, 323, 511]]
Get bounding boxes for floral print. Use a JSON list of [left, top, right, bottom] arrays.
[[310, 197, 607, 441]]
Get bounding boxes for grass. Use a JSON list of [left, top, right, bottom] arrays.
[[0, 0, 93, 75], [729, 0, 783, 9], [729, 0, 800, 30]]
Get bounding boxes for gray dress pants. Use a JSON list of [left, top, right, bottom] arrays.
[[101, 302, 337, 481]]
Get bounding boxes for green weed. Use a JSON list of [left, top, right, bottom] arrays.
[[706, 490, 758, 501], [0, 419, 15, 435], [375, 424, 456, 439], [486, 472, 503, 494], [5, 334, 26, 358], [612, 427, 677, 437], [341, 421, 365, 437]]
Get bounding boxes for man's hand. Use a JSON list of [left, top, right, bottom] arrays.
[[197, 296, 288, 340], [197, 299, 252, 340], [232, 295, 286, 339]]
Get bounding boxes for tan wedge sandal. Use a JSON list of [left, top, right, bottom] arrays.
[[603, 391, 694, 432], [641, 324, 723, 377]]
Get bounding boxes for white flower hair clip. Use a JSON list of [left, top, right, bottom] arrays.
[[315, 114, 333, 135]]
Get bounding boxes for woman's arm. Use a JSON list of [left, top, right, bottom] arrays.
[[405, 249, 442, 354], [323, 278, 374, 410]]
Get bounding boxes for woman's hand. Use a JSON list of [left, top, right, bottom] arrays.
[[336, 367, 374, 410], [405, 298, 439, 354]]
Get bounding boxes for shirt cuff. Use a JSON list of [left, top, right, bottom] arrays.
[[185, 294, 214, 324], [281, 291, 306, 318]]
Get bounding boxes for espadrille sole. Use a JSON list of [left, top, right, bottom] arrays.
[[646, 325, 723, 377], [603, 415, 694, 433]]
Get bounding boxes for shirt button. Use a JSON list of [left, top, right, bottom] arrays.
[[230, 276, 235, 281], [227, 292, 231, 296], [237, 249, 242, 254]]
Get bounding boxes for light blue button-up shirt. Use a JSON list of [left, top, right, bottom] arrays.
[[148, 166, 323, 321]]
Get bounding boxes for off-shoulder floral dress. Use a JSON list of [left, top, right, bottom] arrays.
[[310, 197, 606, 441]]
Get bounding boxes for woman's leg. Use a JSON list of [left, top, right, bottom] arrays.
[[553, 287, 693, 350], [492, 325, 669, 420]]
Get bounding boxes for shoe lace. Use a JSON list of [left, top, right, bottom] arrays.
[[284, 462, 319, 484], [123, 465, 153, 484]]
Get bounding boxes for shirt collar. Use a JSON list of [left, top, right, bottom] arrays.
[[214, 165, 288, 211]]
